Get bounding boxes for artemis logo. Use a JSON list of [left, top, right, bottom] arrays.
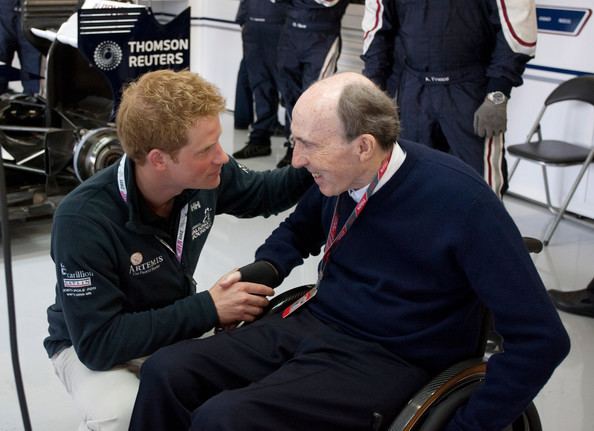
[[190, 201, 201, 212], [94, 41, 123, 71], [129, 255, 165, 276], [130, 252, 143, 266]]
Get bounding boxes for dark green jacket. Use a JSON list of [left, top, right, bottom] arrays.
[[44, 156, 311, 370]]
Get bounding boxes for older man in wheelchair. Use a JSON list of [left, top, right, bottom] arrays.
[[129, 72, 570, 431]]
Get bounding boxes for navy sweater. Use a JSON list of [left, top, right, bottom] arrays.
[[255, 140, 569, 431]]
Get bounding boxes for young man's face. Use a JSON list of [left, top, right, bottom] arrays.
[[169, 115, 229, 190]]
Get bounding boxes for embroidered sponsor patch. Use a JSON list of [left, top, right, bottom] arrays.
[[63, 278, 92, 288], [130, 252, 143, 266], [129, 255, 164, 276], [60, 263, 97, 298], [236, 162, 250, 174], [190, 201, 201, 212], [191, 208, 212, 239]]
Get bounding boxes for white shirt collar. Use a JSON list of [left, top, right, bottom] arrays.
[[348, 142, 406, 203]]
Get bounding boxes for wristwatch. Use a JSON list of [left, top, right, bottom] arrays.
[[486, 91, 507, 105]]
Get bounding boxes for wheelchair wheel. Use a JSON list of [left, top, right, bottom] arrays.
[[508, 402, 541, 431], [415, 394, 541, 431], [389, 360, 542, 431]]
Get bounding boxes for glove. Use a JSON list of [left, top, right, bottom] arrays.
[[238, 260, 281, 288], [473, 97, 507, 138]]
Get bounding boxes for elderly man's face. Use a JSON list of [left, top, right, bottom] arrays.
[[290, 104, 364, 197]]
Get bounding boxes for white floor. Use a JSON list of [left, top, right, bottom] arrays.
[[1, 112, 593, 430]]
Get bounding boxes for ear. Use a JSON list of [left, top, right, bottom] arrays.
[[357, 134, 377, 162], [146, 148, 168, 171]]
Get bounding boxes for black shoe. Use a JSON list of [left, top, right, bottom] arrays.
[[234, 123, 250, 130], [276, 143, 293, 168], [548, 288, 594, 318], [233, 142, 271, 159]]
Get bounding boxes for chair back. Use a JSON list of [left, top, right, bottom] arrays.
[[545, 75, 594, 107]]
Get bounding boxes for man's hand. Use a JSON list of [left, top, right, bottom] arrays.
[[473, 96, 508, 138], [209, 271, 275, 326]]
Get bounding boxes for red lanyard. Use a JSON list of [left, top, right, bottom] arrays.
[[317, 151, 392, 283], [282, 151, 393, 319]]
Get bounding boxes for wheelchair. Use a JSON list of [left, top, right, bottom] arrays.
[[257, 238, 544, 431]]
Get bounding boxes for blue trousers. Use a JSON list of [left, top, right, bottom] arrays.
[[242, 21, 283, 145], [129, 308, 429, 431], [234, 59, 253, 129], [0, 6, 40, 94]]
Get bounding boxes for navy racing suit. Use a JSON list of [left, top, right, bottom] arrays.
[[237, 0, 287, 146], [362, 0, 537, 196], [277, 0, 349, 139]]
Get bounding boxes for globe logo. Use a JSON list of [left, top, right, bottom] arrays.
[[93, 41, 123, 71]]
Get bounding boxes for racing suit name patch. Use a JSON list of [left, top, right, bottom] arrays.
[[425, 76, 450, 83]]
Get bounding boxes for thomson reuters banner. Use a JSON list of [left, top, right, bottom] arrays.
[[78, 7, 191, 115]]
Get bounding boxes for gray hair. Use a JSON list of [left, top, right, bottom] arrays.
[[336, 82, 400, 150]]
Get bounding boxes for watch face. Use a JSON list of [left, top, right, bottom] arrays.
[[488, 91, 506, 105]]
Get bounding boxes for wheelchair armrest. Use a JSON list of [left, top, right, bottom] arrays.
[[263, 284, 315, 317], [232, 284, 313, 330]]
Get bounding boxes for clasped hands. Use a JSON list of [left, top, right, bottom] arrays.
[[209, 270, 275, 329]]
